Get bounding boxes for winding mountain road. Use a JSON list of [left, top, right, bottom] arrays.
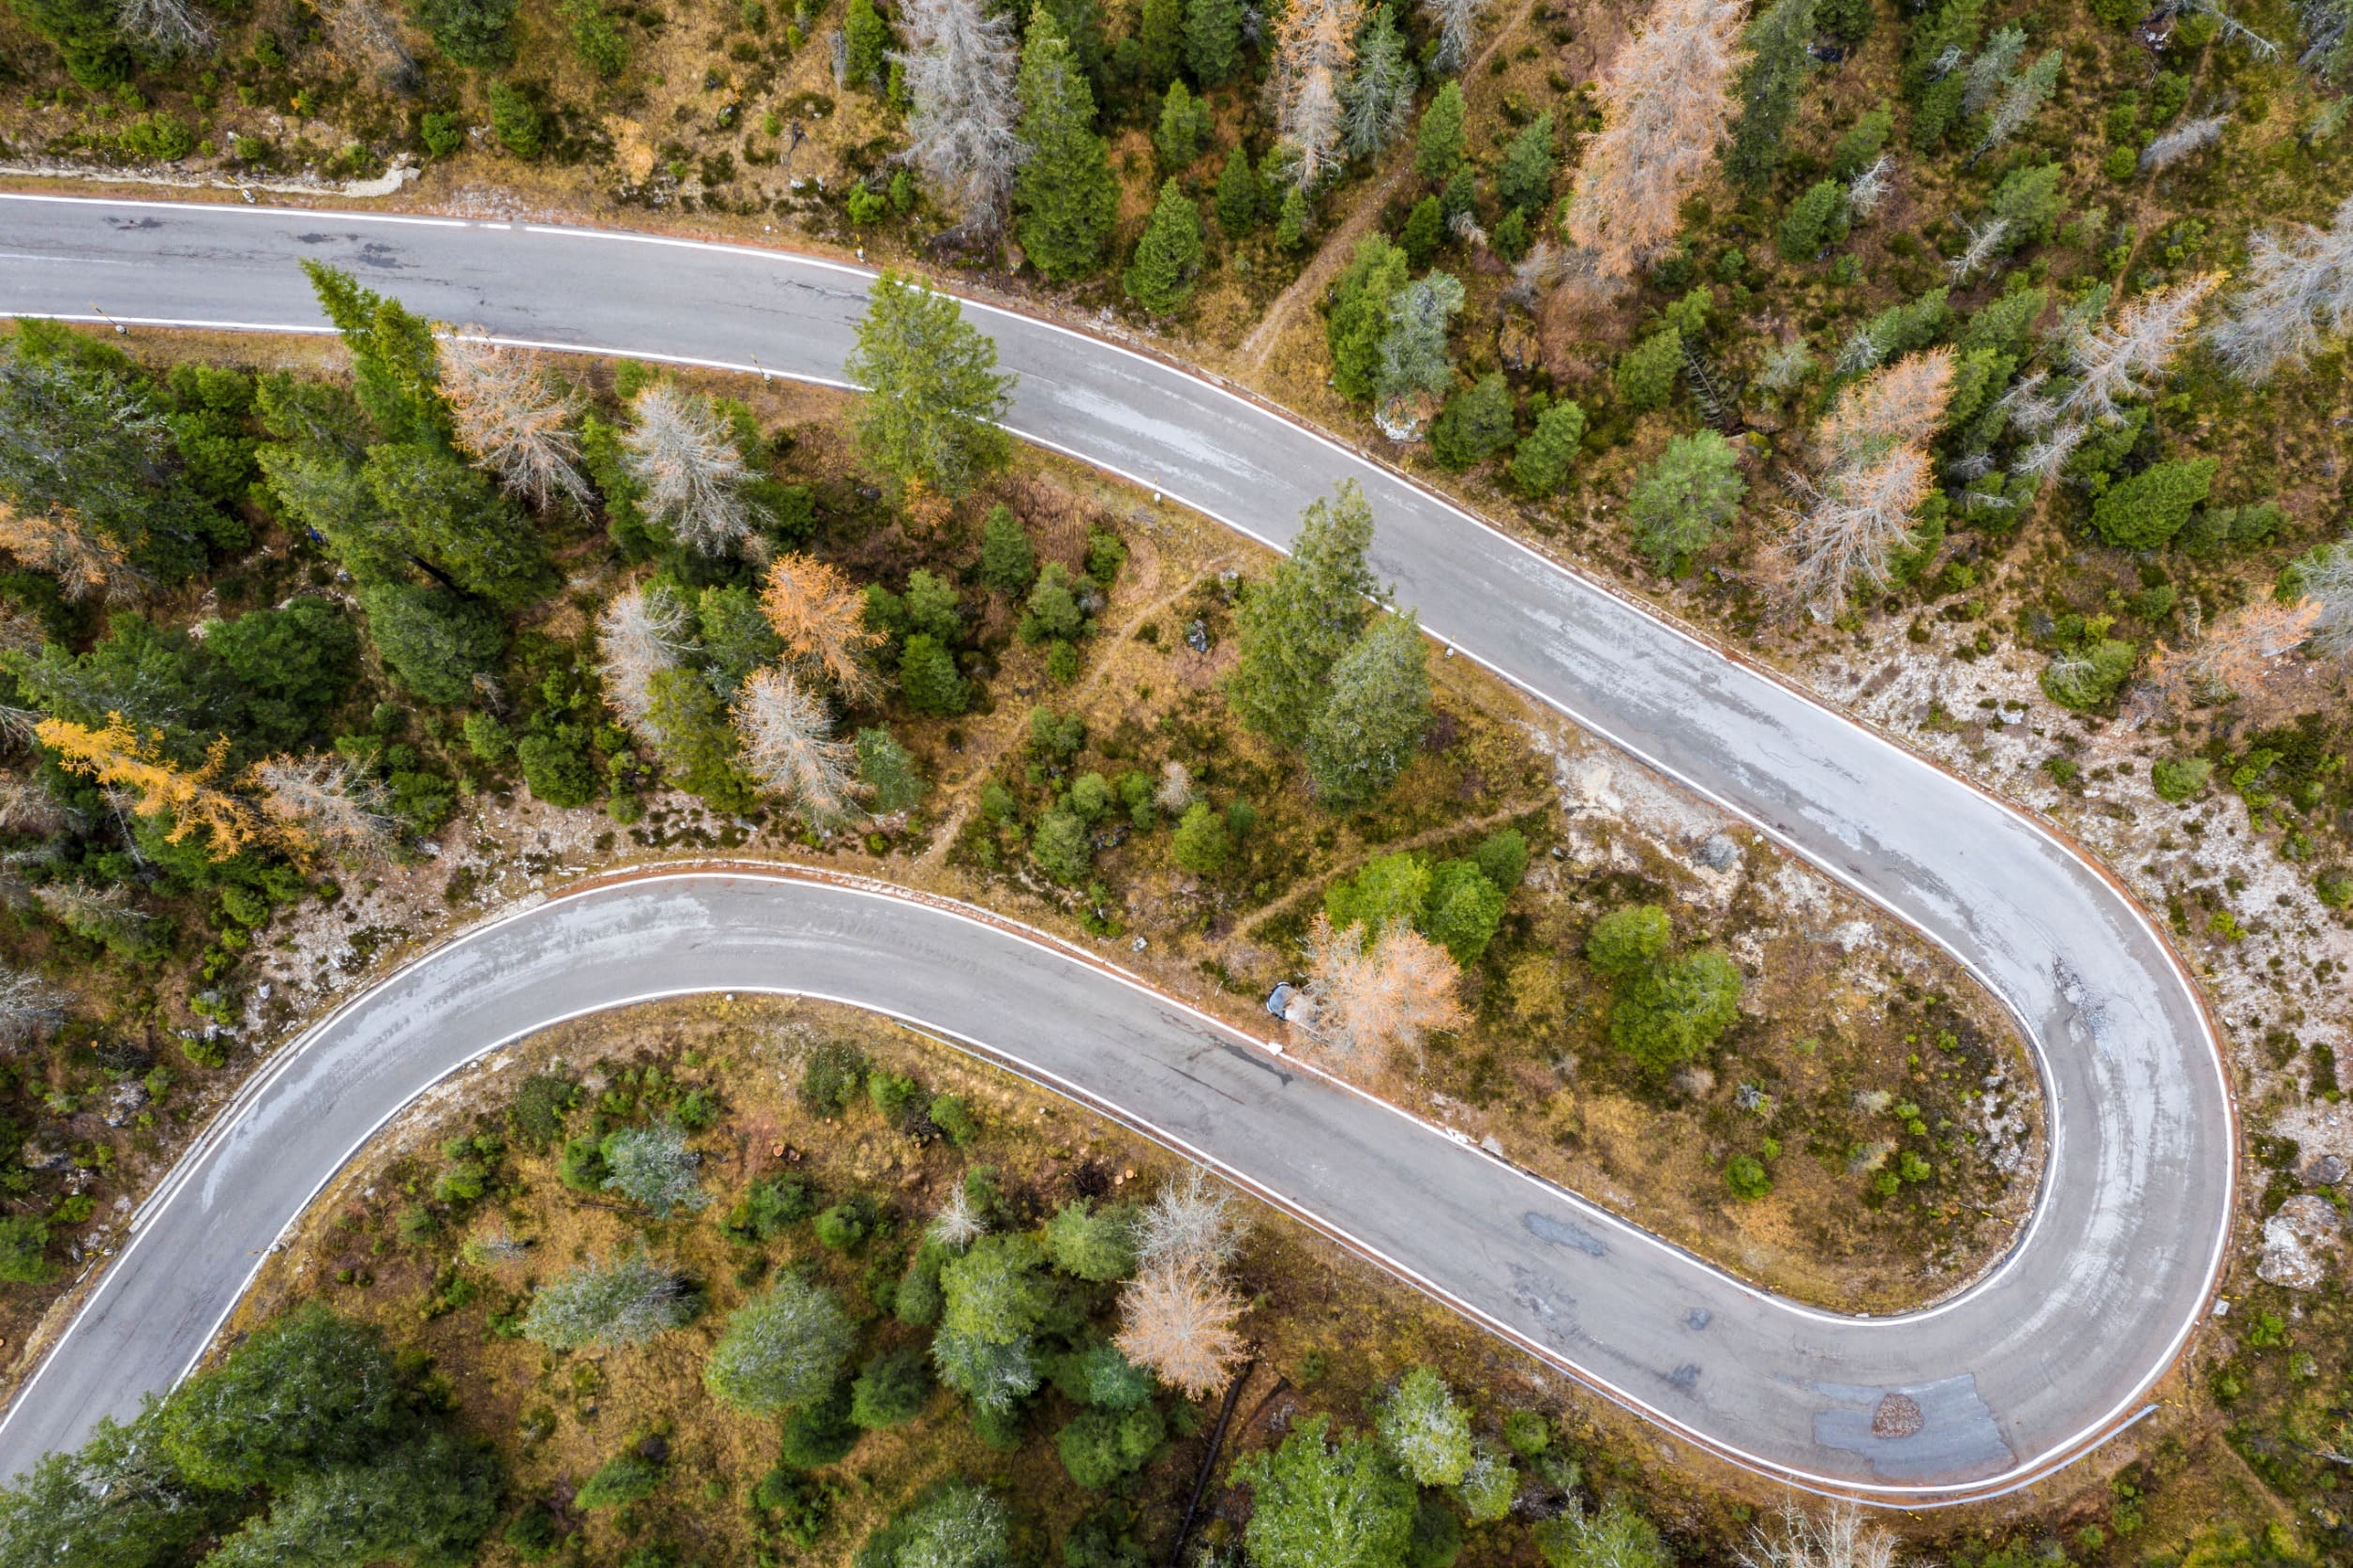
[[0, 193, 2235, 1500]]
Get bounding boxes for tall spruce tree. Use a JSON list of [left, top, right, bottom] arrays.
[[1038, 0, 1106, 89], [1343, 7, 1418, 158], [1124, 179, 1205, 313], [1325, 234, 1410, 401], [1413, 79, 1466, 185], [1138, 0, 1183, 83], [1494, 110, 1556, 213], [1306, 609, 1430, 807], [1015, 4, 1120, 279], [847, 271, 1017, 495], [1229, 481, 1378, 747], [1727, 0, 1818, 188], [1215, 143, 1263, 232], [1184, 0, 1243, 85]]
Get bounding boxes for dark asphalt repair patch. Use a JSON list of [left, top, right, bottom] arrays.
[[1523, 1211, 1608, 1257], [1805, 1373, 2013, 1480]]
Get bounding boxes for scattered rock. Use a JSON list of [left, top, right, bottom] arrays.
[[2256, 1195, 2343, 1290], [2303, 1153, 2348, 1186], [1871, 1393, 1924, 1439], [1696, 833, 1742, 871]]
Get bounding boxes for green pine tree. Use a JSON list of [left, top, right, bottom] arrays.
[[1275, 185, 1310, 249], [1427, 372, 1515, 471], [1183, 0, 1243, 85], [1306, 611, 1431, 810], [1154, 79, 1211, 168], [1414, 80, 1466, 185], [1775, 178, 1847, 262], [1238, 1416, 1417, 1568], [1727, 0, 1818, 188], [856, 726, 928, 812], [1015, 4, 1120, 279], [1229, 481, 1377, 747], [1040, 0, 1106, 88], [2090, 458, 2216, 550], [1494, 111, 1556, 213], [1325, 234, 1410, 401], [1626, 430, 1745, 570], [847, 271, 1016, 496], [1124, 179, 1205, 314], [1138, 0, 1183, 84], [1613, 325, 1682, 414], [1508, 399, 1586, 497], [1400, 195, 1444, 266], [844, 0, 891, 87], [1343, 7, 1417, 158], [979, 503, 1036, 594], [1214, 143, 1262, 233]]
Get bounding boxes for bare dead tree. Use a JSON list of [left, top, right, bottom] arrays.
[[1137, 1168, 1247, 1274], [1844, 154, 1893, 219], [1270, 0, 1365, 188], [1969, 48, 2059, 161], [2057, 271, 2221, 425], [1757, 338, 1816, 392], [622, 384, 760, 555], [596, 583, 697, 737], [1945, 216, 2010, 283], [438, 334, 589, 509], [1115, 1259, 1249, 1398], [926, 1181, 988, 1248], [1420, 0, 1487, 73], [0, 602, 44, 658], [2140, 113, 2226, 172], [1737, 1498, 1905, 1568], [1153, 759, 1195, 814], [760, 553, 885, 703], [893, 0, 1020, 226], [1766, 447, 1936, 616], [1564, 0, 1746, 280], [2144, 597, 2322, 708], [0, 776, 75, 837], [34, 881, 154, 936], [733, 666, 858, 826], [249, 754, 398, 862], [2210, 193, 2353, 382], [1294, 913, 1467, 1068], [319, 0, 419, 86], [114, 0, 215, 60], [0, 965, 68, 1048], [2298, 540, 2353, 658]]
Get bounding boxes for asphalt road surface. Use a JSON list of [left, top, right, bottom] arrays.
[[0, 193, 2234, 1500]]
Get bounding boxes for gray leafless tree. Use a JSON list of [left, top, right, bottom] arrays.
[[596, 583, 697, 737], [438, 334, 589, 509], [2209, 193, 2353, 381], [1420, 0, 1487, 73], [732, 666, 858, 826], [623, 384, 761, 555], [893, 0, 1020, 226], [2140, 113, 2226, 172], [250, 754, 398, 862], [114, 0, 214, 59]]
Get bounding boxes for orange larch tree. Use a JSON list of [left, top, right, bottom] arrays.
[[38, 716, 259, 859], [760, 553, 885, 703], [1565, 0, 1747, 281]]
